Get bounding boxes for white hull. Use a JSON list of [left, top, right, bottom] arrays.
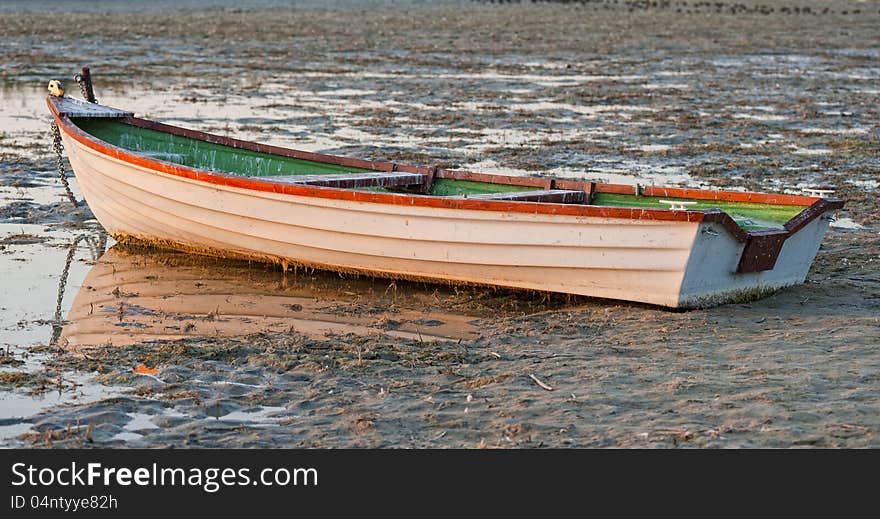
[[59, 128, 835, 309]]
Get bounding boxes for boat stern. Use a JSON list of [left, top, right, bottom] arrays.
[[676, 201, 841, 308]]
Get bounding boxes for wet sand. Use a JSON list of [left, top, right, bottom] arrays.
[[0, 0, 878, 447]]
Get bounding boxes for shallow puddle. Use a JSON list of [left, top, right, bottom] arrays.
[[0, 223, 124, 443]]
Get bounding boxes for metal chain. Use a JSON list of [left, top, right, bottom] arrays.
[[78, 78, 90, 102], [50, 121, 80, 207]]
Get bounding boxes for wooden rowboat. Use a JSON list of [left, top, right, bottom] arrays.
[[47, 92, 844, 308]]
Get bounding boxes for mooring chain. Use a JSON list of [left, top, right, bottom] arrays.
[[50, 121, 80, 208], [77, 77, 91, 102]]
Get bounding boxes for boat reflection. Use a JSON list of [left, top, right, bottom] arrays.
[[60, 246, 486, 350]]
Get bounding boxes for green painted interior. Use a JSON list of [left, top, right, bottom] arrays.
[[72, 118, 802, 231], [590, 193, 803, 230], [73, 118, 371, 176], [429, 179, 536, 196]]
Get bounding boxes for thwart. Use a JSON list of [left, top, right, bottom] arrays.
[[46, 81, 844, 308]]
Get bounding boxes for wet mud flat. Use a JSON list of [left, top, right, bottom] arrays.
[[1, 0, 878, 447]]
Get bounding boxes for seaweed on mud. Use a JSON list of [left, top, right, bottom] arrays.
[[0, 367, 81, 396], [0, 233, 46, 245], [0, 371, 36, 387], [827, 137, 880, 156], [19, 423, 94, 449]]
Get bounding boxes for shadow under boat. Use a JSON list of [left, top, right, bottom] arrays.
[[60, 246, 491, 350]]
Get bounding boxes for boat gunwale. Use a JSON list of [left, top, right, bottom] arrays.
[[48, 96, 845, 255]]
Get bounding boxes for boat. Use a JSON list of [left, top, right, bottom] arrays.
[[46, 86, 845, 308]]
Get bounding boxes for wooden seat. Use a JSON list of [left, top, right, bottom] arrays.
[[261, 172, 427, 189], [258, 174, 584, 204], [462, 189, 586, 204]]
